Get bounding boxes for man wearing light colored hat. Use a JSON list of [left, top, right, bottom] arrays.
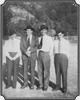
[[52, 31, 70, 93]]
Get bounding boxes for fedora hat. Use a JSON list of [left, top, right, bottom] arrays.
[[25, 25, 35, 31], [58, 32, 63, 36], [40, 25, 48, 31], [57, 29, 65, 36]]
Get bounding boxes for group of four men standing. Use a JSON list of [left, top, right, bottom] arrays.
[[4, 25, 70, 93]]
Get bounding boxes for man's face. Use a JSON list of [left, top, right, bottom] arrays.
[[58, 33, 64, 40], [41, 29, 47, 35], [10, 34, 16, 39], [26, 29, 33, 36]]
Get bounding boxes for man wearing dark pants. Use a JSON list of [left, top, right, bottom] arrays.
[[20, 25, 39, 89], [54, 54, 68, 92], [38, 51, 50, 90], [6, 57, 20, 88], [37, 25, 53, 91], [52, 31, 70, 93], [4, 33, 21, 89]]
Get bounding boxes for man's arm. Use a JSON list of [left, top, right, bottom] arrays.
[[66, 40, 70, 58], [13, 50, 21, 60], [4, 41, 13, 60], [49, 38, 54, 58], [13, 40, 21, 60], [30, 37, 39, 53], [6, 52, 13, 60], [20, 36, 26, 55]]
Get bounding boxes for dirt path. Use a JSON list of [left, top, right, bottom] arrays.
[[2, 43, 77, 99]]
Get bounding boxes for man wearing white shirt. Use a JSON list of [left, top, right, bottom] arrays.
[[37, 25, 53, 91], [4, 33, 21, 89], [52, 31, 70, 93]]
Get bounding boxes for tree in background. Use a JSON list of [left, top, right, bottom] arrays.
[[3, 1, 77, 37]]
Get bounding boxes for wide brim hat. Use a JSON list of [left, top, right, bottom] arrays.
[[39, 25, 48, 31], [9, 33, 17, 38], [58, 32, 63, 36], [56, 29, 65, 36], [25, 25, 35, 31], [58, 31, 65, 36]]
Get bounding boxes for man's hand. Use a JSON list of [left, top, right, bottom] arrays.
[[27, 47, 31, 51], [13, 56, 18, 60], [26, 50, 31, 57], [13, 56, 20, 60], [8, 56, 13, 61]]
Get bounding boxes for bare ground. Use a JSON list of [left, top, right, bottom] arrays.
[[2, 42, 78, 99]]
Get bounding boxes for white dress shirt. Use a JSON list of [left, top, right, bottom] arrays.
[[39, 34, 53, 57], [53, 38, 70, 58], [3, 37, 21, 61], [27, 34, 32, 45], [27, 34, 32, 51]]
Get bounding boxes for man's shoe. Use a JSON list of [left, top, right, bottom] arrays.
[[5, 85, 11, 89], [62, 89, 67, 93], [20, 84, 28, 89], [43, 87, 48, 91], [30, 86, 34, 90], [12, 86, 16, 89], [52, 87, 60, 91], [36, 86, 42, 90]]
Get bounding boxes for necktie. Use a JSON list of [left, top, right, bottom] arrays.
[[38, 36, 43, 49], [58, 40, 61, 53], [27, 37, 30, 48]]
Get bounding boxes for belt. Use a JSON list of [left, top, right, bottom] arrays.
[[55, 53, 67, 56], [39, 51, 49, 53], [9, 52, 17, 57]]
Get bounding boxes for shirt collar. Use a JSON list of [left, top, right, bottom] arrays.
[[43, 34, 47, 37], [28, 34, 32, 38], [59, 38, 64, 41]]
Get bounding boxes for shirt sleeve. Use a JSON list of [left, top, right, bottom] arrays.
[[20, 36, 27, 55], [53, 41, 56, 55], [66, 41, 70, 58], [13, 40, 21, 60], [49, 38, 54, 58], [4, 41, 13, 60], [13, 50, 21, 60]]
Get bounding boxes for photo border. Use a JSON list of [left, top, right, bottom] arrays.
[[0, 0, 79, 100]]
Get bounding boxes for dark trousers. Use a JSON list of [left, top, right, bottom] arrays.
[[23, 57, 36, 86], [54, 54, 68, 90], [6, 57, 20, 87], [38, 51, 50, 88]]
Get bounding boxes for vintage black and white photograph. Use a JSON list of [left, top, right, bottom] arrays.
[[1, 0, 78, 99]]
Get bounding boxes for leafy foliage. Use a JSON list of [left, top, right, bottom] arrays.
[[3, 1, 77, 36]]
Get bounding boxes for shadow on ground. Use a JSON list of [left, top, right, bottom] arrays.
[[2, 64, 56, 89]]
